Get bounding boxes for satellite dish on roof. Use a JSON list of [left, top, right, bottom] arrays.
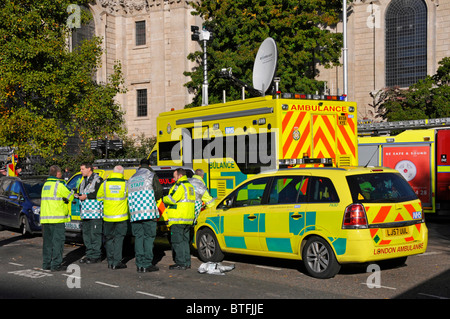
[[219, 37, 278, 97], [252, 37, 278, 95]]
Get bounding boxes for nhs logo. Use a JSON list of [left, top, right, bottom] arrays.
[[413, 211, 422, 219], [225, 127, 234, 134]]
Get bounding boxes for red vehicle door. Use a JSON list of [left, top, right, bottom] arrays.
[[436, 129, 450, 205]]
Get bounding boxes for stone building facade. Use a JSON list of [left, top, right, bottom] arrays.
[[85, 0, 202, 138], [85, 0, 448, 138], [318, 0, 445, 120]]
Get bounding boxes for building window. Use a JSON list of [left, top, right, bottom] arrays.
[[72, 20, 94, 50], [135, 21, 146, 46], [137, 89, 148, 117], [385, 0, 427, 88], [71, 8, 95, 81]]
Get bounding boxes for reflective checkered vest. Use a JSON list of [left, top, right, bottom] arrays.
[[188, 175, 215, 218], [127, 168, 159, 222], [79, 173, 103, 219]]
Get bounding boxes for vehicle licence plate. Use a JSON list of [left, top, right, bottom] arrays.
[[338, 115, 347, 126], [385, 227, 410, 237], [65, 222, 81, 230]]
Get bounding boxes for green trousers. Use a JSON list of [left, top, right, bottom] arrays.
[[103, 221, 127, 267], [131, 219, 157, 268], [170, 224, 191, 267], [81, 219, 103, 259], [42, 223, 66, 270]]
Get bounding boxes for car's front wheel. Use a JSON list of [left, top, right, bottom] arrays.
[[20, 215, 30, 236], [196, 228, 224, 262], [302, 236, 341, 279]]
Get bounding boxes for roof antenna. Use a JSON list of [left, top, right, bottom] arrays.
[[364, 144, 380, 168]]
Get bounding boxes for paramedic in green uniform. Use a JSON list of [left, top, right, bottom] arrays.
[[97, 165, 129, 270], [127, 158, 163, 272], [76, 162, 104, 264], [163, 168, 196, 270], [40, 165, 74, 271]]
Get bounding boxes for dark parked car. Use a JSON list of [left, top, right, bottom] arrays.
[[0, 176, 46, 235]]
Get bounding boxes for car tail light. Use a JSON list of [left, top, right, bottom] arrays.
[[343, 203, 368, 229]]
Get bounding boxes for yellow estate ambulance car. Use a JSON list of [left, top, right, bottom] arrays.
[[193, 166, 428, 279]]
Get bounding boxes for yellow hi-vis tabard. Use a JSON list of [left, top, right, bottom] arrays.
[[40, 177, 73, 224], [97, 172, 129, 222], [163, 175, 196, 226]]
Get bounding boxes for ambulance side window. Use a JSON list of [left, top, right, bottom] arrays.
[[268, 176, 309, 204], [67, 175, 82, 190], [223, 177, 269, 208], [308, 177, 339, 203]]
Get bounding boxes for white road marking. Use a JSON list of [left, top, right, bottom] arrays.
[[136, 291, 165, 299], [62, 273, 82, 280], [8, 262, 24, 266], [360, 283, 397, 290], [95, 281, 119, 288], [418, 293, 449, 299], [255, 265, 282, 271], [417, 251, 442, 256], [8, 269, 53, 278]]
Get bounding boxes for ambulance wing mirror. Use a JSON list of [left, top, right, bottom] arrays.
[[224, 199, 232, 207], [219, 198, 233, 210]]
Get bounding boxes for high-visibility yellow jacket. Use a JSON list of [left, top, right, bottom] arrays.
[[97, 172, 129, 222], [40, 177, 73, 224], [163, 175, 195, 226]]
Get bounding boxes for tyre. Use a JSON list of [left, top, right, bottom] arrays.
[[196, 228, 224, 262], [20, 215, 30, 236], [302, 236, 341, 279]]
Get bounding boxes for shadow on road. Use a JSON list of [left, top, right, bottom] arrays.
[[62, 245, 86, 266], [395, 268, 450, 299], [0, 231, 37, 247]]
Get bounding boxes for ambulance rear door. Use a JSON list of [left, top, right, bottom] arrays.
[[311, 113, 337, 160], [381, 144, 433, 211]]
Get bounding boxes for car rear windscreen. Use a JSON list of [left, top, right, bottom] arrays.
[[155, 169, 194, 196], [346, 173, 418, 203], [23, 180, 46, 199]]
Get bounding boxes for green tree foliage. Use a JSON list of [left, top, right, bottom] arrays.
[[0, 0, 126, 158], [185, 0, 345, 107], [31, 133, 156, 176], [374, 57, 450, 121], [114, 133, 156, 160]]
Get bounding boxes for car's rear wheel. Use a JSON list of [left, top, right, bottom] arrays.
[[302, 236, 341, 279], [196, 228, 224, 262]]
